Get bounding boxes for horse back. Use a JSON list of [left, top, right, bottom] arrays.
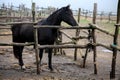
[[11, 24, 34, 42], [11, 24, 22, 37]]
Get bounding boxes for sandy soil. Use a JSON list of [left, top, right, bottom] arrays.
[[0, 25, 120, 80]]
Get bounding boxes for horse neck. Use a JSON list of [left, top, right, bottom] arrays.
[[46, 11, 62, 25]]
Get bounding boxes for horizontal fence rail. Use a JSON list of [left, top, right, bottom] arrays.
[[0, 42, 34, 46], [0, 22, 37, 26], [0, 34, 12, 36], [38, 44, 88, 49], [110, 44, 120, 51], [115, 24, 120, 26], [34, 25, 91, 29], [90, 43, 113, 51]]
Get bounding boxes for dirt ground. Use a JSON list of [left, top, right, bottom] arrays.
[[0, 25, 120, 80]]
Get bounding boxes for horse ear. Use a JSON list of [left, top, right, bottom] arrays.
[[66, 5, 70, 9]]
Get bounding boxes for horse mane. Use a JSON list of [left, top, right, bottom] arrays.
[[46, 6, 72, 23], [37, 8, 63, 25], [49, 5, 71, 17], [46, 8, 63, 22]]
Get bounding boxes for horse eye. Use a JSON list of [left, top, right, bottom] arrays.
[[65, 10, 72, 15]]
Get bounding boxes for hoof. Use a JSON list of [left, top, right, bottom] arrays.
[[82, 56, 85, 58], [21, 65, 26, 70], [49, 67, 53, 72], [39, 61, 43, 66]]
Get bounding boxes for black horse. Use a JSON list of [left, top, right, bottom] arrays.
[[11, 5, 78, 71]]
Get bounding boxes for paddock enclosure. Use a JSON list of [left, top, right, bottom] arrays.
[[0, 2, 120, 80]]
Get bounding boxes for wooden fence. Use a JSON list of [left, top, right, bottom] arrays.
[[0, 3, 56, 22], [0, 23, 120, 79], [0, 2, 120, 79], [75, 9, 117, 22], [0, 3, 117, 23]]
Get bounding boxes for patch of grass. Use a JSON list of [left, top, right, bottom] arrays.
[[80, 19, 90, 24], [61, 21, 71, 27], [97, 22, 115, 33]]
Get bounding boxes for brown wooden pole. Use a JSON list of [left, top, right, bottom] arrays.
[[34, 27, 40, 74], [93, 3, 97, 24], [77, 8, 81, 23], [74, 29, 80, 61], [100, 11, 103, 21], [74, 45, 77, 61], [108, 12, 112, 22], [85, 10, 88, 20], [92, 27, 97, 74], [83, 47, 89, 68], [10, 4, 13, 22], [32, 2, 35, 22], [110, 24, 119, 79], [32, 3, 40, 74], [92, 3, 97, 74], [59, 32, 63, 55], [110, 0, 120, 79], [19, 5, 22, 19], [117, 0, 120, 24]]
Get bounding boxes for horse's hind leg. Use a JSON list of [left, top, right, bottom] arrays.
[[39, 49, 43, 65], [48, 48, 53, 71], [13, 45, 25, 69]]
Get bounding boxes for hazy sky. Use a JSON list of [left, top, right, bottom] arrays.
[[0, 0, 118, 12]]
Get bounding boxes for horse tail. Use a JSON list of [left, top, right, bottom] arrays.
[[11, 24, 21, 34], [13, 46, 19, 59]]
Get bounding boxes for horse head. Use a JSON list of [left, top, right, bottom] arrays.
[[60, 5, 78, 26]]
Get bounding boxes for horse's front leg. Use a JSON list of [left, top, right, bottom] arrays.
[[48, 48, 53, 71]]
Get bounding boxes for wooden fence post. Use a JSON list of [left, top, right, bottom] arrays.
[[74, 29, 80, 61], [100, 11, 104, 21], [74, 43, 77, 61], [18, 5, 21, 19], [59, 32, 63, 55], [83, 45, 89, 68], [110, 25, 119, 79], [34, 27, 40, 74], [92, 3, 97, 74], [108, 12, 112, 22], [77, 8, 81, 23], [32, 3, 40, 74], [8, 5, 12, 22], [85, 10, 88, 20], [32, 2, 35, 22], [110, 0, 120, 79], [92, 26, 97, 74], [93, 3, 97, 24]]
